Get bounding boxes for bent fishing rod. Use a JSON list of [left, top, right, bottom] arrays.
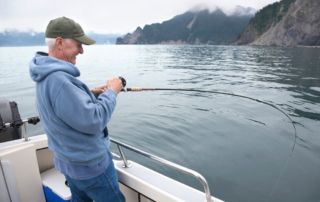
[[91, 77, 297, 140]]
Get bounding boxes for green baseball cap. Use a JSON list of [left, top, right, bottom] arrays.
[[45, 17, 96, 45]]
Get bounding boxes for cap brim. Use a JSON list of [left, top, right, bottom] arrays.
[[74, 35, 96, 45]]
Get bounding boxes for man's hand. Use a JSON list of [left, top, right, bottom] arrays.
[[107, 77, 123, 94], [95, 83, 108, 93]]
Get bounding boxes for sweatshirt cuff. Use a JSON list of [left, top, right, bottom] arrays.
[[105, 89, 118, 98]]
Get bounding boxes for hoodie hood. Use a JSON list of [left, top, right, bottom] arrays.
[[29, 51, 80, 82]]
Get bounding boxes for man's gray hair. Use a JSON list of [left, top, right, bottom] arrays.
[[45, 38, 72, 48]]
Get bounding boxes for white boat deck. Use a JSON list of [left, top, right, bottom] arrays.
[[0, 134, 224, 202], [116, 160, 223, 202]]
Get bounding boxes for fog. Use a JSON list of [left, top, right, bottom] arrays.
[[0, 0, 280, 34]]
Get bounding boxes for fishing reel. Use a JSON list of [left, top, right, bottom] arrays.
[[119, 77, 126, 88]]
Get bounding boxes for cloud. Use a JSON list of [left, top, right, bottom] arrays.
[[0, 0, 280, 34]]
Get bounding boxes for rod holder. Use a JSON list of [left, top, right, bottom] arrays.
[[117, 145, 132, 168], [23, 122, 29, 142]]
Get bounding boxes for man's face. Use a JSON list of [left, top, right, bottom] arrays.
[[61, 38, 83, 65]]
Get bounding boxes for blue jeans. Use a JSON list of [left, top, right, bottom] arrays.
[[65, 161, 125, 202]]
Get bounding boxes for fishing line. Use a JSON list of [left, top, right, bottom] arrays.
[[125, 87, 297, 137], [91, 79, 298, 197], [131, 88, 297, 198]]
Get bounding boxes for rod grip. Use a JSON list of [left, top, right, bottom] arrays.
[[130, 87, 143, 91], [90, 89, 103, 94]]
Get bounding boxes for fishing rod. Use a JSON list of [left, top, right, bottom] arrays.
[[91, 77, 297, 140], [91, 77, 298, 197]]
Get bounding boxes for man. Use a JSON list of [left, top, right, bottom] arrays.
[[29, 17, 125, 202]]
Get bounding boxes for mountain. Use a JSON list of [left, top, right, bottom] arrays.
[[84, 33, 121, 45], [235, 0, 320, 46], [116, 7, 255, 45], [0, 30, 121, 46], [0, 30, 45, 46]]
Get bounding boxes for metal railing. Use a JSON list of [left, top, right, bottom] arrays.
[[110, 138, 213, 202]]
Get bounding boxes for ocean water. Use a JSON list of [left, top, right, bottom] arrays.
[[0, 45, 319, 202]]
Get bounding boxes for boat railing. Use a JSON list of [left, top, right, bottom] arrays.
[[110, 138, 213, 202]]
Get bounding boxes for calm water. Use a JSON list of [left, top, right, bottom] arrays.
[[0, 45, 320, 201]]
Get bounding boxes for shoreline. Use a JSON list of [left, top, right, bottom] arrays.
[[1, 44, 320, 48]]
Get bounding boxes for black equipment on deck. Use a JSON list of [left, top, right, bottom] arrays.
[[0, 98, 22, 143]]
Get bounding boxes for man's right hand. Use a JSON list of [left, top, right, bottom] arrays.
[[107, 77, 123, 94]]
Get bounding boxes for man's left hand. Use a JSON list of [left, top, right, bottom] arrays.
[[96, 84, 108, 93]]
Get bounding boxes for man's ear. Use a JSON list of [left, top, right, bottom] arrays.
[[56, 37, 63, 50]]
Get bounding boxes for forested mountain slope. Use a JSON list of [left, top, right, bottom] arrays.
[[117, 7, 254, 45], [235, 0, 320, 46]]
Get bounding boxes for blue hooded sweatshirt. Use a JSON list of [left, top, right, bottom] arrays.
[[29, 52, 117, 166]]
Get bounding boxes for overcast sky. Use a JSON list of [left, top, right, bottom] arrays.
[[0, 0, 280, 34]]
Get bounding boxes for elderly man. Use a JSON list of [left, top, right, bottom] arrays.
[[29, 17, 125, 202]]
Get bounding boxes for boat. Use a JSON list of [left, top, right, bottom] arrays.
[[0, 98, 224, 202]]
